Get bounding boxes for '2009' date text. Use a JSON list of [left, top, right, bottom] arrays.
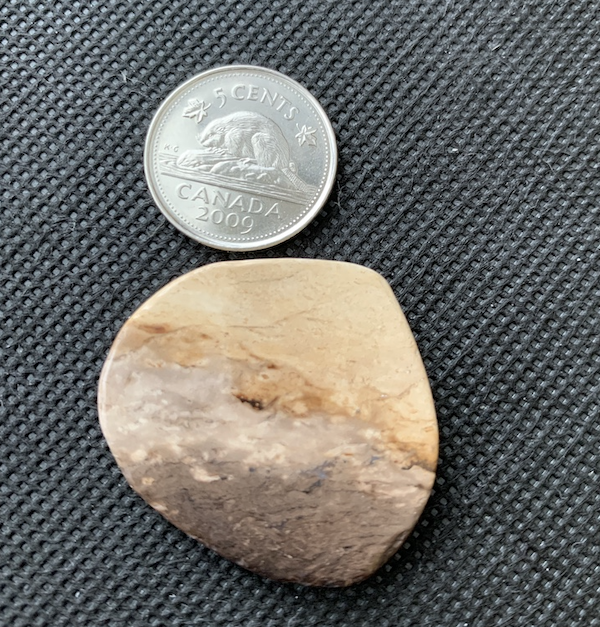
[[176, 183, 281, 234], [196, 208, 254, 233]]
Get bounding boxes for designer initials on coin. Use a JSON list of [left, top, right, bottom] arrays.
[[144, 66, 337, 251]]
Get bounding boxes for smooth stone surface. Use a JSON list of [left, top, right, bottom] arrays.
[[98, 259, 438, 586]]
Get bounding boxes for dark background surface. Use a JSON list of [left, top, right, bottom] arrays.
[[2, 0, 600, 625]]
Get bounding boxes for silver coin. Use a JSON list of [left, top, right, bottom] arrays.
[[144, 65, 337, 251]]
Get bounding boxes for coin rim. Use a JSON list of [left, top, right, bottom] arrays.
[[144, 65, 337, 251]]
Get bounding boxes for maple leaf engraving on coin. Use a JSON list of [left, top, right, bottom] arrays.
[[183, 99, 211, 123], [295, 124, 317, 147]]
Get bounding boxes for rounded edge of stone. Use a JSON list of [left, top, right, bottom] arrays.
[[143, 65, 338, 251]]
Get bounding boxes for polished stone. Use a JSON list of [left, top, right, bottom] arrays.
[[98, 259, 438, 586]]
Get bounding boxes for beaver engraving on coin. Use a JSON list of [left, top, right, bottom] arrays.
[[175, 112, 315, 196], [199, 112, 312, 192]]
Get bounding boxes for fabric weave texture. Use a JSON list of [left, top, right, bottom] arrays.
[[2, 0, 600, 625]]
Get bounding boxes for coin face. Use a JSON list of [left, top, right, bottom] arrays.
[[144, 65, 337, 251]]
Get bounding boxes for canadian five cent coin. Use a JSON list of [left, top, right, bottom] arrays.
[[144, 65, 337, 251]]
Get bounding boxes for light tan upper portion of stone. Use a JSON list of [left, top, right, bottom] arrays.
[[101, 259, 437, 470]]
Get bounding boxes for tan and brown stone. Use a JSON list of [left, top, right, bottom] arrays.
[[98, 259, 438, 586]]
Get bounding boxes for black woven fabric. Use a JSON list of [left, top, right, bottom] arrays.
[[2, 0, 600, 624]]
